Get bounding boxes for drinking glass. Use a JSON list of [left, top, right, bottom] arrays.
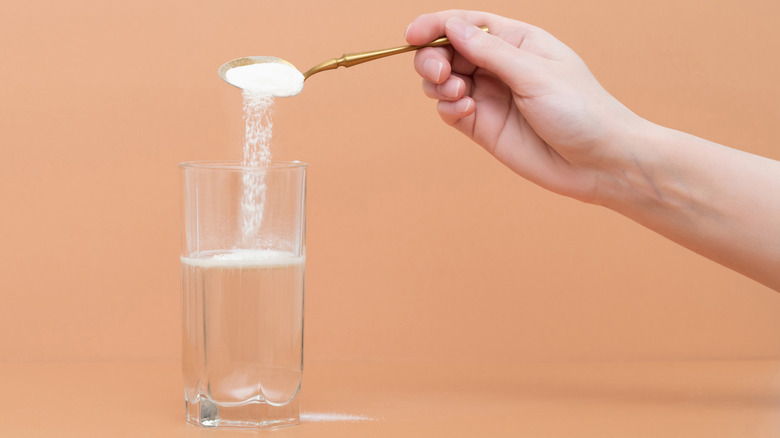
[[179, 161, 306, 429]]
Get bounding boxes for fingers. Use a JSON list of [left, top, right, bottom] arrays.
[[443, 17, 539, 91], [405, 10, 505, 45], [422, 74, 470, 101], [437, 98, 475, 126], [413, 46, 451, 84], [407, 10, 555, 92]]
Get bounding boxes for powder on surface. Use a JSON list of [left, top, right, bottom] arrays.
[[225, 63, 304, 97], [300, 412, 378, 422]]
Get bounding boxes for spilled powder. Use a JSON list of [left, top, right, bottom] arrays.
[[300, 412, 378, 422]]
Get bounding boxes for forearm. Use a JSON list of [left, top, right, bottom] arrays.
[[599, 119, 780, 291]]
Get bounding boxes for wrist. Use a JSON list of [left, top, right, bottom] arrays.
[[591, 115, 669, 213]]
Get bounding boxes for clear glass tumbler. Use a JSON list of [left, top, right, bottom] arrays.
[[179, 161, 306, 429]]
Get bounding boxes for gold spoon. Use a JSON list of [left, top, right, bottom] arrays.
[[218, 26, 489, 92]]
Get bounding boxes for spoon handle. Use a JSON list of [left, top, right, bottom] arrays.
[[302, 26, 489, 80]]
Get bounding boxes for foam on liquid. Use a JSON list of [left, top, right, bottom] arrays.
[[181, 249, 304, 268]]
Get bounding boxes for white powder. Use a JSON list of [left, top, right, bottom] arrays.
[[300, 412, 377, 423], [181, 249, 304, 268], [225, 61, 303, 247], [225, 63, 304, 97], [240, 92, 274, 246]]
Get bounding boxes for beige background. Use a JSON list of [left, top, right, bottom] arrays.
[[1, 0, 778, 364]]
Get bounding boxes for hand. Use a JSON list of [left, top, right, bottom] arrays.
[[407, 10, 780, 291], [406, 10, 642, 204]]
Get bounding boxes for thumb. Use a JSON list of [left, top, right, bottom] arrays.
[[444, 17, 539, 90]]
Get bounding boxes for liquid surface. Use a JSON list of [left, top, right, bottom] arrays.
[[181, 249, 303, 268]]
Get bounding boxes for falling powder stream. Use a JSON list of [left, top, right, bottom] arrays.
[[240, 92, 274, 247], [226, 62, 304, 248]]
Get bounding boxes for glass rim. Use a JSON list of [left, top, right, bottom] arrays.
[[178, 160, 308, 171]]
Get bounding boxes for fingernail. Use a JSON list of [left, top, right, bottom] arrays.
[[405, 23, 413, 41], [423, 58, 443, 82], [458, 98, 472, 114], [444, 78, 462, 98], [445, 17, 477, 39]]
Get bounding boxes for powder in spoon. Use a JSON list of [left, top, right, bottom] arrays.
[[225, 63, 304, 97]]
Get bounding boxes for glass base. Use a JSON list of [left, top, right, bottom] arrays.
[[185, 392, 299, 429]]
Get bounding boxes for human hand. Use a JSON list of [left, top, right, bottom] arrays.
[[406, 10, 644, 203], [407, 10, 780, 291]]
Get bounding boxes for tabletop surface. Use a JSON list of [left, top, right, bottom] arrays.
[[2, 360, 780, 437]]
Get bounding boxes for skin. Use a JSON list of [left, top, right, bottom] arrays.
[[406, 10, 780, 291]]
